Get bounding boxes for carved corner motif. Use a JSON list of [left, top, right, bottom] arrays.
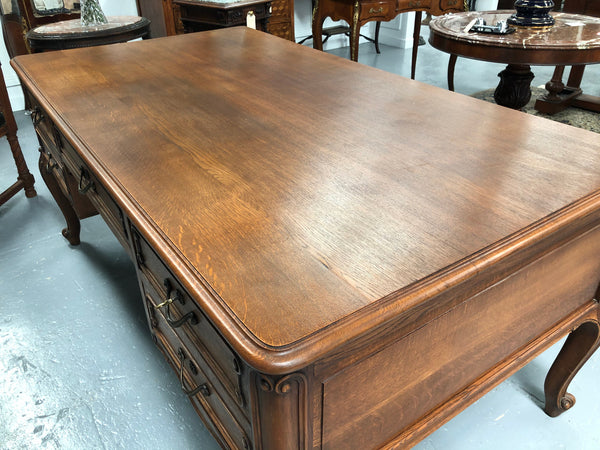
[[251, 372, 309, 449]]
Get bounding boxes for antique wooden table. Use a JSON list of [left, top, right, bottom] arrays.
[[26, 15, 151, 52], [12, 28, 600, 449], [173, 0, 272, 32], [312, 0, 463, 77], [429, 11, 600, 109]]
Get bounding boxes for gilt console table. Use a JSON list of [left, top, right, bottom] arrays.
[[12, 28, 600, 449], [312, 0, 463, 76]]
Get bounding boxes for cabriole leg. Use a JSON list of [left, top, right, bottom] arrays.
[[544, 315, 600, 417], [38, 151, 81, 245]]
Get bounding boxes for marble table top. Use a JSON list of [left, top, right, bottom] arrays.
[[31, 16, 145, 35], [430, 11, 600, 51]]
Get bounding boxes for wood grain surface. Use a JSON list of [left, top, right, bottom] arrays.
[[12, 28, 600, 370]]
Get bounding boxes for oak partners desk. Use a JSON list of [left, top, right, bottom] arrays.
[[12, 28, 600, 449]]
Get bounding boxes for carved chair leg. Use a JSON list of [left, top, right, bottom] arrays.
[[544, 317, 600, 417], [6, 132, 36, 196], [38, 151, 81, 245], [312, 3, 325, 52]]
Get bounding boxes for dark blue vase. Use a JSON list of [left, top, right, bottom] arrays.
[[507, 0, 555, 27]]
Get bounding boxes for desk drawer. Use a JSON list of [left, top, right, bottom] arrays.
[[133, 230, 247, 414], [29, 97, 62, 159], [360, 1, 391, 19], [398, 0, 433, 11], [438, 0, 462, 11], [60, 137, 130, 250], [148, 300, 252, 450]]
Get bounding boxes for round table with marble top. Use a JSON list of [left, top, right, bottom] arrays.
[[428, 11, 600, 110], [26, 16, 151, 53]]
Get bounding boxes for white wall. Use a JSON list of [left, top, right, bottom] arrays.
[[1, 0, 138, 111]]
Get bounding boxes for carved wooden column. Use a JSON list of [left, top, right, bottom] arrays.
[[251, 372, 310, 449]]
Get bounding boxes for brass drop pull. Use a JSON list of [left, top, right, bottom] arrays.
[[177, 348, 211, 397], [45, 157, 58, 173], [156, 280, 199, 328], [154, 297, 173, 310], [31, 107, 45, 126], [369, 6, 383, 13]]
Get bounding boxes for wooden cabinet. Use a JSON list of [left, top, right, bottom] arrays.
[[137, 0, 294, 39], [266, 0, 294, 40], [136, 0, 184, 36]]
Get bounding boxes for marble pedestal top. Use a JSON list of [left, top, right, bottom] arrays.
[[31, 16, 146, 35], [429, 11, 600, 65]]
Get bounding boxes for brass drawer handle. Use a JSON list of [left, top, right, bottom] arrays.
[[369, 6, 383, 13], [31, 107, 45, 126], [156, 279, 199, 328], [178, 348, 211, 397], [45, 157, 58, 173], [167, 310, 198, 329], [78, 168, 94, 194]]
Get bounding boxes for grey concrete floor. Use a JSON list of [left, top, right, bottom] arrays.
[[1, 28, 600, 449]]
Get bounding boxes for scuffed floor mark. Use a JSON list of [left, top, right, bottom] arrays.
[[0, 325, 106, 449]]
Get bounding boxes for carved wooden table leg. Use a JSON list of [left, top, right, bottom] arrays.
[[38, 151, 81, 245], [447, 54, 457, 92], [543, 65, 567, 103], [411, 12, 421, 80], [544, 313, 600, 417], [494, 64, 535, 110], [535, 65, 587, 114], [350, 0, 361, 62]]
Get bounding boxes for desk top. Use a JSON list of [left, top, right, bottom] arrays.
[[430, 11, 600, 65], [12, 28, 600, 371]]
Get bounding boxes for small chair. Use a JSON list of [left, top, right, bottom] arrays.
[[0, 60, 36, 206]]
